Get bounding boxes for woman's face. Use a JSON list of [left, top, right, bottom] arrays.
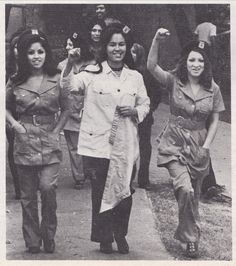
[[187, 51, 204, 78], [91, 24, 102, 42], [66, 38, 74, 53], [27, 42, 46, 71], [106, 33, 126, 64], [131, 45, 137, 63]]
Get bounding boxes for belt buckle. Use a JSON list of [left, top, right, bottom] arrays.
[[32, 115, 40, 126]]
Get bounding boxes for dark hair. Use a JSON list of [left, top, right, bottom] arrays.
[[100, 23, 135, 68], [87, 18, 106, 36], [6, 27, 27, 81], [175, 47, 212, 89], [11, 29, 59, 84], [66, 32, 94, 62]]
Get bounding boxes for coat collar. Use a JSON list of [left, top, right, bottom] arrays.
[[17, 74, 59, 94], [102, 61, 131, 83], [177, 79, 213, 102]]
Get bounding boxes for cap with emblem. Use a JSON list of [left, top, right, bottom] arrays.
[[17, 29, 48, 53], [181, 40, 210, 58]]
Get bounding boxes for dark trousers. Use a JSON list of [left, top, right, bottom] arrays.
[[137, 112, 153, 186], [83, 156, 132, 243], [17, 163, 59, 248], [6, 127, 21, 197]]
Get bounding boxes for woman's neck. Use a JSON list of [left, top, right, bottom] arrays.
[[107, 60, 124, 70], [30, 69, 44, 77], [91, 41, 101, 48], [188, 75, 200, 85]]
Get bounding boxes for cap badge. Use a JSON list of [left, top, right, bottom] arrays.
[[198, 41, 205, 49], [123, 25, 131, 34], [32, 29, 39, 35]]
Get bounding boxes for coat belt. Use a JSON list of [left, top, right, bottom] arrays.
[[169, 114, 205, 130], [19, 113, 58, 126]]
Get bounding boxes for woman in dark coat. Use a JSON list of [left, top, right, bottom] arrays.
[[6, 29, 70, 254], [147, 28, 225, 258]]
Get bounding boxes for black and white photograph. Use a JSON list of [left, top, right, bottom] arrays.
[[4, 1, 232, 262]]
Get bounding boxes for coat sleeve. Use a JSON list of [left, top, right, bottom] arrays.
[[135, 73, 150, 123], [6, 79, 15, 113]]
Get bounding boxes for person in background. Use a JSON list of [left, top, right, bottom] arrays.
[[95, 4, 121, 26], [87, 18, 106, 62], [194, 13, 216, 65], [58, 32, 95, 189], [194, 17, 216, 48], [61, 23, 149, 255], [6, 29, 70, 254], [5, 27, 27, 200], [131, 43, 162, 190], [147, 28, 225, 258]]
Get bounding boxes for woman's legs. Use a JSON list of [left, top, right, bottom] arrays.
[[17, 165, 41, 249], [83, 156, 132, 246], [17, 163, 59, 253], [166, 161, 203, 244], [38, 163, 59, 253]]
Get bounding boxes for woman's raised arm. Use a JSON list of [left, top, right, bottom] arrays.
[[147, 28, 171, 86]]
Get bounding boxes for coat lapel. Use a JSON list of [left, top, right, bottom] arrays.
[[17, 74, 58, 95], [38, 74, 59, 94], [195, 85, 213, 101], [177, 81, 195, 101]]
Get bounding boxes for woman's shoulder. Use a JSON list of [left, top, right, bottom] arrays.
[[47, 72, 61, 83], [83, 63, 100, 72], [210, 79, 220, 93], [125, 66, 143, 78]]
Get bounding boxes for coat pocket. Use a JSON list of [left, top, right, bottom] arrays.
[[14, 132, 30, 154]]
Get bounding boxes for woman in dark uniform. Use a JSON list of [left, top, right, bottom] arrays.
[[6, 29, 70, 254], [147, 28, 225, 258]]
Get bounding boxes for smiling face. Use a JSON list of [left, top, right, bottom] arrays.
[[106, 33, 126, 65], [91, 24, 103, 42], [187, 50, 204, 78], [27, 42, 46, 71], [95, 4, 106, 19], [66, 38, 74, 53]]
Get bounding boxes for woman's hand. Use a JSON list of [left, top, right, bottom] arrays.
[[68, 48, 81, 65], [118, 106, 137, 118], [154, 28, 170, 41], [12, 121, 27, 134], [63, 48, 81, 77]]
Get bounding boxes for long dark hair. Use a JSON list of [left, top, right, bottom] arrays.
[[66, 32, 94, 62], [87, 18, 106, 39], [100, 23, 135, 69], [6, 27, 27, 81], [132, 43, 146, 75], [175, 48, 212, 89], [11, 29, 59, 85]]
